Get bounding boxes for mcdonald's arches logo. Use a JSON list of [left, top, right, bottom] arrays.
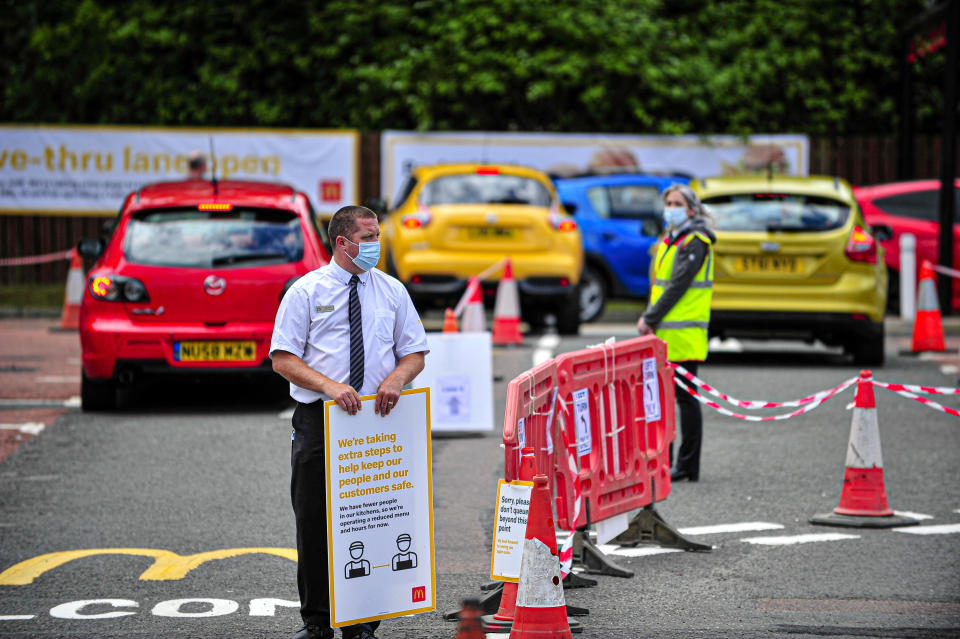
[[0, 548, 298, 585], [319, 180, 342, 202], [411, 585, 426, 603]]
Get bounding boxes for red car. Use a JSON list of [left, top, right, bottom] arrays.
[[854, 179, 960, 313], [77, 180, 331, 410]]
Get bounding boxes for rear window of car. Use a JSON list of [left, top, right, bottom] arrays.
[[420, 174, 552, 207], [702, 193, 850, 232], [871, 189, 960, 222], [587, 185, 663, 219], [124, 207, 304, 267]]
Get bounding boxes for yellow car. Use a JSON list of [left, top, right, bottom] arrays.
[[692, 175, 889, 365], [380, 163, 583, 334]]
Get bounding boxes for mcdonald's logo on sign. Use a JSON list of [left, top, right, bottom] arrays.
[[319, 180, 342, 202], [411, 585, 426, 603]]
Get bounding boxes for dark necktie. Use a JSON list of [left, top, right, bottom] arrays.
[[348, 275, 364, 391]]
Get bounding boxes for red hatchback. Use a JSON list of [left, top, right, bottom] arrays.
[[77, 180, 331, 410], [854, 179, 960, 313]]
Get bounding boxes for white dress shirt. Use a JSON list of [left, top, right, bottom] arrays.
[[270, 262, 429, 403]]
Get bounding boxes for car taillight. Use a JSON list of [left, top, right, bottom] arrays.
[[402, 205, 431, 229], [845, 225, 877, 264], [89, 275, 150, 302], [549, 211, 577, 232]]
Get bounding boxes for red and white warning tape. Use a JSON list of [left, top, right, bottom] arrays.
[[873, 380, 960, 419], [0, 249, 72, 267], [672, 363, 857, 409], [928, 263, 960, 280], [556, 419, 580, 578], [673, 364, 960, 421]]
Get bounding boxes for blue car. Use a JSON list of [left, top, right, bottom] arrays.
[[554, 173, 691, 322]]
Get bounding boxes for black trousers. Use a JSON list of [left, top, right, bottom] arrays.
[[291, 400, 380, 636], [671, 361, 702, 476]]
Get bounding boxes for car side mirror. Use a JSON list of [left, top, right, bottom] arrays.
[[561, 201, 577, 216], [870, 224, 893, 242], [77, 237, 105, 259], [363, 197, 388, 218]]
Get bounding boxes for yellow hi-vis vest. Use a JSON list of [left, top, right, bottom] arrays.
[[650, 230, 714, 362]]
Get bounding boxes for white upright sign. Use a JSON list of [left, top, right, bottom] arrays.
[[325, 388, 435, 628], [642, 358, 661, 422], [572, 388, 592, 456], [490, 480, 533, 582], [412, 332, 494, 432]]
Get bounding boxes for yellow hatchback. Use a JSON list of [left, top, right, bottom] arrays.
[[692, 175, 889, 365], [381, 163, 583, 333]]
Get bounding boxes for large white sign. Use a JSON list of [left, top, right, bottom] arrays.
[[324, 388, 435, 628], [381, 131, 809, 204], [412, 332, 494, 432], [0, 125, 359, 216]]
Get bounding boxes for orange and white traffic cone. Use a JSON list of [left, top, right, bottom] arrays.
[[461, 277, 486, 333], [509, 473, 572, 639], [492, 258, 523, 346], [57, 248, 84, 331], [483, 447, 536, 633], [809, 370, 918, 528], [911, 260, 945, 352], [442, 307, 459, 333]]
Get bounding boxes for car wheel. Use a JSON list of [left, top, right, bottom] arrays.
[[849, 322, 885, 367], [81, 373, 116, 411], [886, 269, 900, 315], [579, 265, 607, 323], [556, 287, 581, 336]]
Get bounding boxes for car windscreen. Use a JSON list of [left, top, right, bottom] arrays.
[[702, 193, 850, 232], [420, 174, 552, 207], [124, 208, 304, 267]]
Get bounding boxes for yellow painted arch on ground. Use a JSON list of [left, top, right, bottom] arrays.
[[0, 547, 298, 585]]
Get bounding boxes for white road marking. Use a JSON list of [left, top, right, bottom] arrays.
[[600, 544, 684, 557], [940, 365, 958, 375], [679, 522, 784, 535], [0, 615, 35, 621], [708, 337, 743, 352], [893, 510, 934, 521], [741, 533, 860, 545], [893, 523, 960, 535], [532, 334, 559, 367], [0, 423, 45, 435]]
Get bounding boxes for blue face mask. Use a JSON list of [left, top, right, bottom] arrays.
[[343, 237, 381, 271], [662, 206, 687, 229]]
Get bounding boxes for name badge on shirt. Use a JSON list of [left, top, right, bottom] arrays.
[[316, 305, 335, 313]]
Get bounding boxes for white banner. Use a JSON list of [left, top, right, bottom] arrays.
[[0, 125, 359, 216], [325, 388, 435, 628], [381, 131, 809, 204]]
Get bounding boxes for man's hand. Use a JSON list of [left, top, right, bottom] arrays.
[[376, 377, 403, 417], [637, 317, 654, 336], [328, 381, 362, 415]]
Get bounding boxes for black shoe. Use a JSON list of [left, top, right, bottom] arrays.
[[343, 629, 378, 639], [292, 624, 333, 639], [671, 469, 699, 482]]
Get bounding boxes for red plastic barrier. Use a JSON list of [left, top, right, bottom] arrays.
[[502, 359, 558, 482], [552, 336, 675, 530]]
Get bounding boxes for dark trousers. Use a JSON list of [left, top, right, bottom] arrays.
[[670, 361, 702, 476], [291, 400, 380, 637]]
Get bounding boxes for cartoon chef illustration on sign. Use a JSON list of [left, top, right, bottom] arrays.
[[344, 540, 371, 579], [391, 533, 417, 571]]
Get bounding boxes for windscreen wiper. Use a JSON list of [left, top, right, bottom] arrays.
[[212, 252, 287, 266]]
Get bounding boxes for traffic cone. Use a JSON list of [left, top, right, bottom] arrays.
[[461, 277, 485, 333], [454, 598, 485, 639], [911, 260, 945, 352], [57, 248, 84, 331], [509, 473, 572, 639], [492, 258, 524, 346], [809, 370, 918, 528], [483, 447, 536, 633], [442, 307, 459, 333]]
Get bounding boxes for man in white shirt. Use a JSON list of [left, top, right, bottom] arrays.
[[271, 205, 428, 639]]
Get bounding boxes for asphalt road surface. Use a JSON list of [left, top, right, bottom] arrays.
[[0, 319, 958, 638]]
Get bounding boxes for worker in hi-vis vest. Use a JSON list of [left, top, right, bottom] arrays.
[[638, 184, 716, 483]]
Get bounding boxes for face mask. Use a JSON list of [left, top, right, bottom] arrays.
[[343, 237, 381, 271], [663, 206, 687, 229]]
